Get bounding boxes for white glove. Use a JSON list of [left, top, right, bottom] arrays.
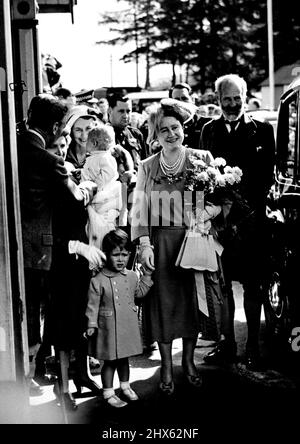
[[78, 181, 97, 206], [203, 203, 222, 221], [69, 241, 106, 267], [138, 236, 155, 272], [194, 203, 220, 234], [195, 219, 211, 235], [194, 204, 221, 227]]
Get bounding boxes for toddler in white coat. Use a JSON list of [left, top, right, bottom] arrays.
[[81, 125, 122, 258]]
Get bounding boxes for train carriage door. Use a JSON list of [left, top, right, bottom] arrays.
[[0, 0, 30, 424]]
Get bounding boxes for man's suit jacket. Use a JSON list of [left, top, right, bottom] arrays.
[[17, 130, 69, 270], [200, 113, 275, 212], [200, 114, 276, 280]]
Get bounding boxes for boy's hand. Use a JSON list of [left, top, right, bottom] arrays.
[[141, 265, 153, 276], [139, 245, 155, 272], [86, 328, 96, 337]]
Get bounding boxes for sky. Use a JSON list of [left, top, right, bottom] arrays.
[[37, 0, 173, 94]]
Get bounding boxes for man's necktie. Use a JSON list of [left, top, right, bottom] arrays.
[[228, 120, 238, 132]]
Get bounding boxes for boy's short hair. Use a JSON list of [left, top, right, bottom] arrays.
[[87, 125, 115, 151], [102, 228, 133, 254]]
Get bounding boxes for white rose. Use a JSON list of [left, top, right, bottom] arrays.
[[206, 166, 218, 177], [224, 173, 236, 185], [232, 167, 243, 177], [216, 176, 226, 186], [224, 166, 233, 174], [197, 171, 209, 182], [193, 159, 207, 168], [232, 174, 242, 183], [213, 157, 226, 167]]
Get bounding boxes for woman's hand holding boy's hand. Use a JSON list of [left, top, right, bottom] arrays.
[[138, 236, 155, 272], [139, 246, 155, 272], [141, 265, 153, 276], [86, 328, 96, 337]]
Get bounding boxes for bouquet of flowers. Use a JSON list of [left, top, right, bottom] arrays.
[[176, 153, 243, 274], [184, 154, 243, 201]]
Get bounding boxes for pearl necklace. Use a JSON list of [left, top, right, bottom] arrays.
[[159, 148, 186, 176]]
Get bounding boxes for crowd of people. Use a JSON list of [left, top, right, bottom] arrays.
[[17, 73, 274, 411]]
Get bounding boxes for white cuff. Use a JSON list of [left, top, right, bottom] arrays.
[[139, 235, 151, 246], [68, 240, 80, 257]]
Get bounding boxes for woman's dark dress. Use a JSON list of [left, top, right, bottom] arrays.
[[145, 162, 201, 343], [134, 149, 225, 344], [50, 186, 91, 351]]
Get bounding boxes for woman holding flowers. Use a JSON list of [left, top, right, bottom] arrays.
[[130, 99, 222, 395]]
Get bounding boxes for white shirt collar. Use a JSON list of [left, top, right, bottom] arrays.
[[224, 119, 241, 133]]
